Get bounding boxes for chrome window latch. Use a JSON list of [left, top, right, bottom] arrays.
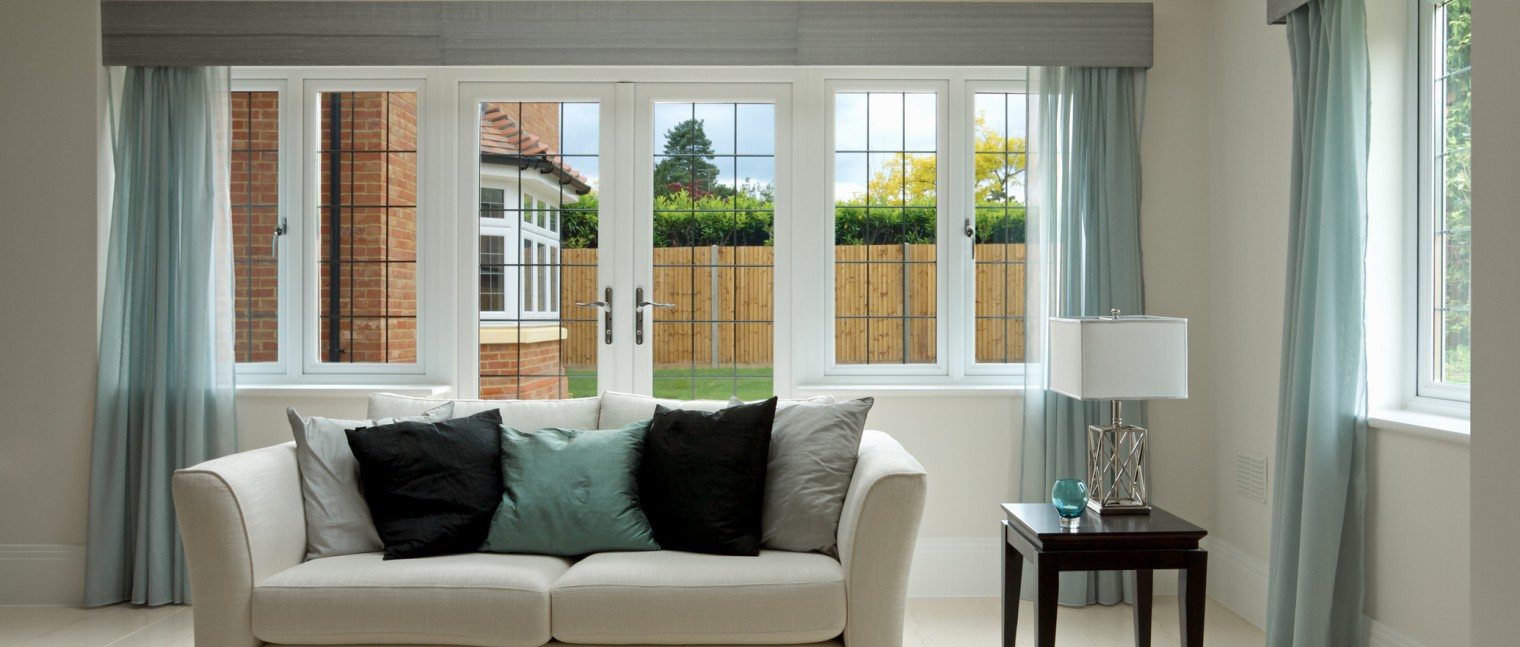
[[272, 217, 288, 257]]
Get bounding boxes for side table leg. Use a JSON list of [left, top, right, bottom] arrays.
[[1034, 555, 1059, 647], [1134, 569, 1153, 647], [1003, 527, 1023, 646], [1178, 551, 1208, 647]]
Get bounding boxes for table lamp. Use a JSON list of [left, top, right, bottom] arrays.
[[1047, 310, 1188, 515]]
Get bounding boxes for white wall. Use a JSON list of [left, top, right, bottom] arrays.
[[1470, 0, 1520, 643], [1206, 1, 1472, 645], [0, 0, 101, 605]]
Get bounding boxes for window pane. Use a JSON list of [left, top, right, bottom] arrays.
[[480, 234, 505, 312], [231, 90, 280, 364], [973, 92, 1028, 364], [523, 239, 535, 314], [478, 100, 598, 400], [650, 102, 776, 399], [834, 91, 938, 365], [317, 90, 418, 364], [1431, 0, 1472, 387]]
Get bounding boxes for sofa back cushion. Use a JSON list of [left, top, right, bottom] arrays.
[[597, 391, 729, 429], [368, 393, 601, 432], [599, 391, 835, 429]]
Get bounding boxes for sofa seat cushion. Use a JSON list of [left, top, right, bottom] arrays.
[[253, 552, 572, 646], [550, 550, 846, 644]]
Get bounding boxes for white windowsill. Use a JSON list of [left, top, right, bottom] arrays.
[[1367, 407, 1470, 445], [235, 384, 453, 398], [795, 383, 1024, 398]]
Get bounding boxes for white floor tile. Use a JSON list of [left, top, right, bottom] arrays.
[[0, 596, 1263, 647]]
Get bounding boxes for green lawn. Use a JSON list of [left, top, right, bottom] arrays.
[[566, 367, 774, 401]]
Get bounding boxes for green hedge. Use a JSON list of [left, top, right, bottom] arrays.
[[559, 192, 1024, 248]]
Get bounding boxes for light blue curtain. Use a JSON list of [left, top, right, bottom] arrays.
[[1020, 66, 1147, 606], [85, 67, 237, 607], [1266, 0, 1369, 643]]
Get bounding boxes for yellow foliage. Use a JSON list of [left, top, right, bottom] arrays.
[[854, 115, 1026, 207]]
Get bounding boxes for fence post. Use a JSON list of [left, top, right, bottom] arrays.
[[902, 242, 911, 363], [711, 244, 721, 369]]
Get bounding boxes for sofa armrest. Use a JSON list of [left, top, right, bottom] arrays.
[[173, 442, 306, 647], [836, 430, 928, 647]]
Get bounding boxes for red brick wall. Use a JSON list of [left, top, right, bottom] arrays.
[[316, 91, 419, 364], [479, 337, 570, 400]]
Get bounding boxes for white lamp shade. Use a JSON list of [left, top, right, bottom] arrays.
[[1047, 315, 1188, 400]]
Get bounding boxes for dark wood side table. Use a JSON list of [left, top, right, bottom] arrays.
[[1001, 503, 1208, 647]]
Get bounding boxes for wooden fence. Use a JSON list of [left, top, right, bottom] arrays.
[[556, 244, 1025, 367]]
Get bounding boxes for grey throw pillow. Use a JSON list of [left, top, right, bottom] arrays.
[[732, 396, 873, 557], [287, 403, 454, 560]]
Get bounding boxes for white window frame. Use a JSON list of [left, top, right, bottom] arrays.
[[963, 80, 1030, 378], [1414, 0, 1471, 404], [231, 67, 1027, 392], [821, 79, 952, 380], [229, 78, 292, 376], [301, 77, 432, 378], [629, 82, 794, 397]]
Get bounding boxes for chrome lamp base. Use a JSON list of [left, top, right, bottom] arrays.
[[1086, 412, 1151, 515]]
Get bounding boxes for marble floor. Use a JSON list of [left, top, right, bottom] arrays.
[[0, 596, 1264, 646]]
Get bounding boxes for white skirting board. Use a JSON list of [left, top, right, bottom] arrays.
[[0, 544, 85, 605], [1204, 537, 1433, 647]]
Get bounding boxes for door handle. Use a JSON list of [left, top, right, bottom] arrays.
[[575, 286, 614, 344], [634, 287, 674, 345]]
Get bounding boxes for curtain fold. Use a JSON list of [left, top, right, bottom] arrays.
[[1020, 66, 1147, 606], [1266, 0, 1370, 644], [85, 66, 237, 607]]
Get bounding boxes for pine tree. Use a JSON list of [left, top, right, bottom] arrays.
[[653, 119, 721, 198]]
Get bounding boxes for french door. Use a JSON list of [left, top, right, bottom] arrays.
[[461, 82, 788, 400]]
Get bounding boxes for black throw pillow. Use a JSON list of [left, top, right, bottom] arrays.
[[638, 397, 777, 556], [345, 409, 503, 560]]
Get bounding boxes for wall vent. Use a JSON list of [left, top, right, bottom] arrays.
[[1235, 448, 1268, 503]]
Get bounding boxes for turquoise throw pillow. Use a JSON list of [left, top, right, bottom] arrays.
[[480, 421, 660, 556]]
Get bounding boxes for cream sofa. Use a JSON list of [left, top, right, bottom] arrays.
[[172, 393, 928, 647]]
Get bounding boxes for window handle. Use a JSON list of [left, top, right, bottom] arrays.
[[575, 287, 613, 344], [272, 217, 288, 258], [634, 287, 674, 346], [965, 218, 975, 260]]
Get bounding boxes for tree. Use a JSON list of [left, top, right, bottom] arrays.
[[839, 114, 1028, 243], [1441, 0, 1472, 383], [849, 114, 1027, 208], [973, 121, 1027, 206], [560, 192, 599, 249], [652, 119, 721, 198]]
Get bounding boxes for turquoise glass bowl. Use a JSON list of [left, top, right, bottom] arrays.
[[1050, 479, 1089, 528]]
